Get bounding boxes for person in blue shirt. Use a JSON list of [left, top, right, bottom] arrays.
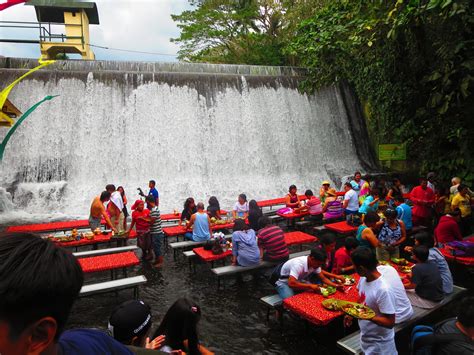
[[138, 180, 159, 206], [0, 233, 133, 355], [395, 195, 413, 231], [358, 189, 380, 216], [186, 202, 212, 242]]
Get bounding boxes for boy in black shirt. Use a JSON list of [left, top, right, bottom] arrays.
[[404, 245, 444, 309]]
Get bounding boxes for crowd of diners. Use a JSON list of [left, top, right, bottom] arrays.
[[1, 171, 473, 355]]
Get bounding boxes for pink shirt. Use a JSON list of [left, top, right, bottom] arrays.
[[333, 247, 352, 274], [306, 196, 322, 215]]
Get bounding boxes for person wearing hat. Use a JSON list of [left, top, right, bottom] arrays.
[[376, 208, 407, 261], [109, 300, 165, 352], [322, 188, 344, 220], [319, 181, 331, 204]]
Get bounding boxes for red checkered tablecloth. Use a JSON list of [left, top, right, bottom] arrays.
[[6, 219, 104, 233], [193, 247, 232, 262], [51, 230, 137, 248], [283, 276, 360, 326], [79, 251, 140, 273], [324, 221, 358, 234], [163, 222, 235, 237], [284, 231, 316, 246]]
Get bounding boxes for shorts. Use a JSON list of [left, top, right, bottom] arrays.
[[89, 216, 101, 231], [376, 245, 400, 261], [110, 212, 125, 233]]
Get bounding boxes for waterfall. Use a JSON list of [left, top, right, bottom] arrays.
[[0, 58, 376, 225]]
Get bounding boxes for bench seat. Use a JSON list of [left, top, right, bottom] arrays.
[[79, 275, 147, 299], [337, 285, 467, 354], [73, 245, 138, 258], [211, 250, 310, 287]]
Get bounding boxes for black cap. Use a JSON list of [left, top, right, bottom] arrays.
[[108, 300, 152, 342]]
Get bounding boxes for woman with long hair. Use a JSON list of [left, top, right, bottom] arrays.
[[248, 199, 263, 231], [153, 298, 213, 355], [207, 196, 221, 220], [179, 197, 197, 226], [117, 186, 128, 230]]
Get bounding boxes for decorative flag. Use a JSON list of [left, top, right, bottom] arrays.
[[0, 0, 27, 11], [0, 58, 55, 126], [0, 95, 59, 161]]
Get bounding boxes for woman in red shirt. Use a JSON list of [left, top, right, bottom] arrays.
[[128, 200, 152, 261]]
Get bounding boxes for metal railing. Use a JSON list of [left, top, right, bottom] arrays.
[[0, 20, 84, 45]]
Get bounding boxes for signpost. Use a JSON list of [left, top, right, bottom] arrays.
[[378, 143, 407, 161]]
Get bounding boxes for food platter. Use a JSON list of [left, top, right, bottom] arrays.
[[341, 302, 375, 319], [391, 257, 408, 265], [319, 286, 336, 297], [399, 265, 412, 273], [321, 298, 342, 311]]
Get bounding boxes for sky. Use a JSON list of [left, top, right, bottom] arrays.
[[0, 0, 192, 62]]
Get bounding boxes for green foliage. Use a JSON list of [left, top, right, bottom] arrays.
[[172, 0, 474, 185], [287, 0, 474, 185]]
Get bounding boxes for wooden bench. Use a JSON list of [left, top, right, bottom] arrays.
[[73, 245, 138, 258], [337, 285, 467, 354], [170, 234, 232, 260], [79, 275, 147, 299], [211, 250, 310, 288]]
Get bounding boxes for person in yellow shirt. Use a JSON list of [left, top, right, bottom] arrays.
[[451, 184, 473, 236]]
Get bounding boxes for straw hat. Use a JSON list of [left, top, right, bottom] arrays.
[[322, 180, 331, 185], [327, 188, 337, 197]]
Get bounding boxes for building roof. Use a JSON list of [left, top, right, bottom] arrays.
[[26, 0, 99, 24]]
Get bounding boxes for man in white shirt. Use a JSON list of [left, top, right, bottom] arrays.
[[378, 264, 413, 323], [345, 247, 397, 355], [343, 182, 360, 221], [275, 249, 343, 299]]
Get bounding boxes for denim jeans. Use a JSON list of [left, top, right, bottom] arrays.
[[184, 232, 193, 240], [275, 283, 294, 300], [151, 232, 164, 257]]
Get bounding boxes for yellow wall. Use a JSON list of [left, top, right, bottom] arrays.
[[40, 10, 95, 60]]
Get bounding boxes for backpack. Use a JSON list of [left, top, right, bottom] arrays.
[[411, 320, 470, 355], [446, 241, 474, 257], [269, 262, 288, 286]]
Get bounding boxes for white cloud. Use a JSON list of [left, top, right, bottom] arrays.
[[0, 0, 192, 61]]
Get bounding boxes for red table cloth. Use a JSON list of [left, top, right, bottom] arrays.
[[324, 221, 358, 234], [6, 219, 105, 233], [79, 251, 140, 273], [283, 276, 361, 326], [284, 231, 316, 246], [163, 222, 235, 237], [52, 230, 137, 248], [193, 247, 233, 262], [257, 195, 308, 208], [161, 210, 228, 221]]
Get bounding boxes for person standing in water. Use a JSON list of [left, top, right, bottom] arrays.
[[106, 184, 125, 233], [138, 180, 159, 206], [89, 191, 116, 233]]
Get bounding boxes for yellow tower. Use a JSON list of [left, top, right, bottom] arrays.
[[27, 0, 99, 60]]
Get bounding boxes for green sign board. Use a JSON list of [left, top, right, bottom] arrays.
[[378, 143, 407, 161]]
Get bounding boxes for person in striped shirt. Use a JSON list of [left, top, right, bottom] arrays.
[[146, 196, 165, 268], [257, 216, 289, 263]]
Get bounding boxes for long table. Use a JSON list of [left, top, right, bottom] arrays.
[[324, 221, 358, 235], [283, 276, 361, 326], [5, 219, 103, 233], [163, 222, 235, 240], [50, 230, 137, 249], [190, 231, 316, 268], [439, 237, 474, 266], [78, 251, 140, 279]]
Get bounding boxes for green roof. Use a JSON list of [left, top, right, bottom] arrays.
[[26, 0, 99, 24]]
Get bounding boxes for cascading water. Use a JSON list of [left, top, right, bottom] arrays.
[[0, 58, 376, 226]]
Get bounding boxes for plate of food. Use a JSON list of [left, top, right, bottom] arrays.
[[399, 265, 412, 273], [341, 302, 375, 319], [320, 286, 337, 297], [342, 275, 356, 285], [391, 257, 408, 266], [322, 298, 342, 311]]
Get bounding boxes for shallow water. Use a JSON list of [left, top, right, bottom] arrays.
[[67, 237, 349, 355]]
